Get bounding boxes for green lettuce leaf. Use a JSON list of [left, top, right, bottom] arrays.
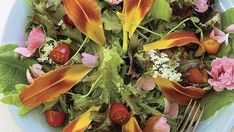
[[0, 44, 36, 95], [149, 0, 172, 22], [102, 11, 122, 31], [200, 90, 234, 120], [1, 84, 33, 115]]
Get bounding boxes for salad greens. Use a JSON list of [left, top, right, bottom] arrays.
[[1, 0, 234, 131]]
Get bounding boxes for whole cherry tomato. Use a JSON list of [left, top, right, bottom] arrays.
[[109, 103, 130, 125], [50, 44, 70, 65]]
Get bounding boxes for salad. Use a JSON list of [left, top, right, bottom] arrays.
[[1, 0, 234, 131]]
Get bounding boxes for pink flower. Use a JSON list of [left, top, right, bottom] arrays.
[[210, 27, 229, 44], [81, 53, 99, 67], [194, 0, 208, 13], [14, 27, 45, 57], [208, 57, 234, 92], [164, 98, 179, 118], [105, 0, 123, 5], [225, 24, 234, 33], [26, 64, 45, 84], [152, 117, 170, 132], [135, 76, 155, 91]]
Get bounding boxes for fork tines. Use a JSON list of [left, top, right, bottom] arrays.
[[176, 100, 205, 132]]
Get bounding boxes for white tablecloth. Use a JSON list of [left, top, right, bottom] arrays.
[[0, 1, 21, 132]]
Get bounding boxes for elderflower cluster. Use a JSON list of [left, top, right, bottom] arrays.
[[148, 50, 182, 82]]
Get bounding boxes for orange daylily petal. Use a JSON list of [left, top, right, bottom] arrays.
[[63, 106, 100, 132], [187, 67, 208, 84], [20, 65, 93, 107], [143, 31, 205, 56], [117, 0, 153, 52], [64, 0, 106, 45], [155, 77, 206, 105], [122, 116, 142, 132]]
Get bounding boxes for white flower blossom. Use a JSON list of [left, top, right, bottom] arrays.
[[148, 50, 182, 82]]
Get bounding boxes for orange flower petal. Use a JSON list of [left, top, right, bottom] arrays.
[[117, 0, 153, 52], [122, 116, 142, 132], [143, 31, 205, 56], [64, 0, 106, 45], [155, 77, 206, 105], [20, 65, 93, 107], [201, 38, 220, 54], [63, 106, 100, 132]]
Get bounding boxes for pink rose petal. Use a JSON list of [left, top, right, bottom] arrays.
[[208, 57, 234, 91], [81, 53, 99, 67], [135, 76, 156, 91], [210, 28, 227, 43], [152, 117, 170, 132], [26, 69, 34, 84], [164, 98, 179, 118], [225, 24, 234, 33], [105, 0, 123, 5], [26, 64, 45, 84]]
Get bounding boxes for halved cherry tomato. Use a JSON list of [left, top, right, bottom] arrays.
[[50, 44, 71, 64], [63, 14, 75, 27], [45, 110, 66, 127], [187, 67, 208, 84], [109, 103, 131, 125]]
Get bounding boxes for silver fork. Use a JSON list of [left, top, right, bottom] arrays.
[[176, 100, 205, 132]]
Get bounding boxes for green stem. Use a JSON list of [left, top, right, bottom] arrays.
[[123, 31, 128, 53], [64, 37, 88, 65], [138, 25, 163, 38], [136, 30, 148, 40], [166, 17, 190, 35]]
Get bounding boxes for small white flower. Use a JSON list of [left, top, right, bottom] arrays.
[[148, 50, 182, 82]]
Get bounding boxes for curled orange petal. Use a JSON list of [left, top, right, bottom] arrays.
[[187, 67, 208, 84], [63, 106, 100, 132], [20, 65, 93, 107], [201, 38, 220, 54], [64, 0, 106, 45], [155, 77, 206, 105], [117, 0, 153, 52], [122, 116, 142, 132], [143, 31, 205, 56]]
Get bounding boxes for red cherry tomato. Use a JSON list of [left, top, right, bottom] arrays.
[[109, 103, 131, 125], [50, 44, 70, 64], [45, 110, 66, 127], [63, 14, 75, 27]]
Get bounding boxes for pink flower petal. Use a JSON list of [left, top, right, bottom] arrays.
[[14, 47, 34, 57], [135, 76, 156, 91], [194, 0, 208, 13], [152, 117, 170, 132], [81, 53, 99, 67], [225, 24, 234, 33], [27, 27, 45, 52], [105, 0, 123, 5], [210, 28, 227, 43], [164, 98, 179, 118], [26, 69, 34, 84]]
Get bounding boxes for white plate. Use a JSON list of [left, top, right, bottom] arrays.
[[1, 0, 234, 132]]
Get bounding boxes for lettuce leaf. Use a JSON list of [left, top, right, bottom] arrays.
[[0, 44, 36, 95], [1, 84, 33, 115], [200, 90, 234, 120], [149, 0, 172, 22]]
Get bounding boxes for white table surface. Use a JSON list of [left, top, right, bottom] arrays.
[[0, 1, 21, 132]]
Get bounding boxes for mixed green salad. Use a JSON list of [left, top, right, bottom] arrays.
[[1, 0, 234, 131]]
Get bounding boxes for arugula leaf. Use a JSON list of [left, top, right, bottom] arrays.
[[0, 44, 36, 95], [200, 90, 234, 120], [150, 0, 172, 22], [102, 11, 122, 32], [1, 84, 33, 115]]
